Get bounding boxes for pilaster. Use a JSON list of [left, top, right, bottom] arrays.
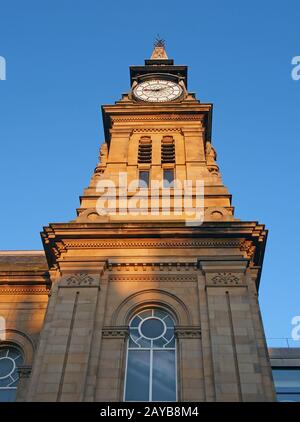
[[26, 264, 106, 402]]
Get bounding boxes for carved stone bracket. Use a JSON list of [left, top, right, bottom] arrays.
[[175, 326, 201, 339], [51, 241, 67, 260], [240, 240, 256, 260], [207, 166, 220, 176]]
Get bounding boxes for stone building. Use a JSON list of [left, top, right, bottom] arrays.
[[0, 43, 277, 402]]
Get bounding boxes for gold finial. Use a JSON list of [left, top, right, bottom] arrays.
[[150, 35, 168, 59]]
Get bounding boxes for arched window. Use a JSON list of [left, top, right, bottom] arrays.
[[0, 345, 23, 402], [124, 308, 177, 402]]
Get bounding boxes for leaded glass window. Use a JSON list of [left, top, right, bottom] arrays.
[[0, 345, 23, 402], [124, 308, 177, 402]]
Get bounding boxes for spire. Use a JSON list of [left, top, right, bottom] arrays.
[[150, 36, 168, 60]]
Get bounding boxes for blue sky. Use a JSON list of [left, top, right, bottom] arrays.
[[0, 0, 299, 344]]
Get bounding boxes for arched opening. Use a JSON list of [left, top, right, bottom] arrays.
[[124, 308, 177, 402], [0, 344, 24, 402]]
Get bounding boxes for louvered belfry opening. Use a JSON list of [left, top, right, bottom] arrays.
[[138, 136, 152, 163], [161, 136, 175, 163]]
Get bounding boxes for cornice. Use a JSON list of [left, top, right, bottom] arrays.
[[102, 103, 212, 143], [0, 271, 49, 279], [107, 262, 197, 271], [0, 286, 50, 295], [102, 103, 212, 115], [109, 274, 197, 283], [0, 271, 50, 288], [111, 114, 203, 123], [41, 221, 266, 235], [63, 239, 242, 249], [132, 128, 184, 133], [41, 222, 267, 281]]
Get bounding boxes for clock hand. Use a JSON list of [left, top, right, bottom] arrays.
[[144, 88, 163, 92]]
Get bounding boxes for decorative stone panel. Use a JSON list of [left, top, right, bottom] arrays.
[[175, 326, 201, 339], [59, 273, 100, 288], [102, 327, 128, 338], [206, 272, 244, 286]]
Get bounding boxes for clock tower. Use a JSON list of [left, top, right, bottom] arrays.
[[25, 42, 276, 402]]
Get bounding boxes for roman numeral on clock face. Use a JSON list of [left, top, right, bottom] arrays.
[[133, 79, 183, 102]]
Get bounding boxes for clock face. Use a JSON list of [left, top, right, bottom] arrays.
[[133, 79, 183, 102]]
